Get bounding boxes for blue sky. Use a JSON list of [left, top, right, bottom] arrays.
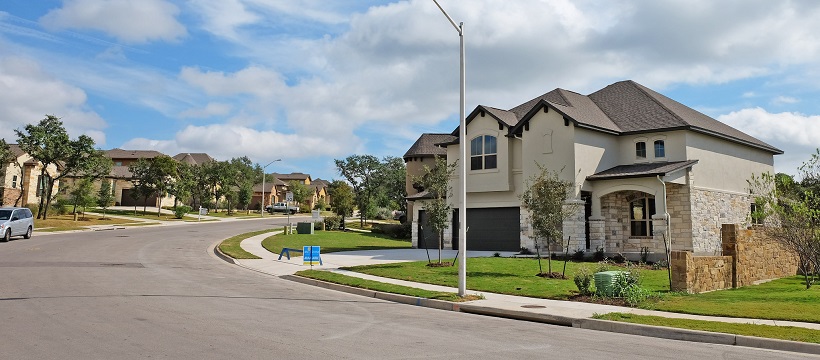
[[1, 0, 820, 181]]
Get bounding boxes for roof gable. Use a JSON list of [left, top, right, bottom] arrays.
[[404, 133, 456, 158]]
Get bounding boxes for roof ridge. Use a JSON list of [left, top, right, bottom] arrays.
[[554, 88, 572, 107], [626, 80, 686, 126]]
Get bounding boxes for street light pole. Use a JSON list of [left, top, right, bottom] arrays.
[[433, 0, 467, 297], [261, 159, 281, 217]]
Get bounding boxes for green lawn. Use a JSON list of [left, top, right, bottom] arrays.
[[344, 257, 670, 300], [218, 229, 278, 259], [650, 276, 820, 323], [295, 270, 478, 302], [594, 312, 820, 344], [36, 214, 142, 232], [90, 208, 184, 221], [261, 230, 412, 255]]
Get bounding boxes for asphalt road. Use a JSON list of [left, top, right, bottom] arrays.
[[0, 218, 814, 360]]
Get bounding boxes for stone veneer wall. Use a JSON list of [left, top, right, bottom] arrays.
[[600, 191, 665, 259], [671, 251, 733, 293], [690, 188, 751, 254], [671, 224, 799, 293], [665, 183, 693, 251], [722, 224, 799, 287], [1, 187, 22, 206]]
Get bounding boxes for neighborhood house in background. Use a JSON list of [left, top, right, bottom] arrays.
[[406, 80, 781, 260]]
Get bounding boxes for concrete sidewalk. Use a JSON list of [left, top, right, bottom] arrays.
[[217, 232, 820, 356]]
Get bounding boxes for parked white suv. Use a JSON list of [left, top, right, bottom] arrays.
[[0, 207, 34, 242]]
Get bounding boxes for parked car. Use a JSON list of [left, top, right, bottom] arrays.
[[265, 202, 300, 214], [0, 207, 34, 242]]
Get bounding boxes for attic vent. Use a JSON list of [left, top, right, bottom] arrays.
[[563, 117, 570, 127], [498, 123, 503, 130], [480, 110, 485, 117], [543, 106, 549, 113]]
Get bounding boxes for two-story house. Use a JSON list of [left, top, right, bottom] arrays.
[[0, 144, 58, 207], [408, 80, 781, 260]]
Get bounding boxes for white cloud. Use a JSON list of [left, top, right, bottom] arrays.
[[178, 102, 233, 119], [179, 66, 286, 97], [40, 0, 186, 43], [772, 96, 799, 105], [718, 107, 820, 174], [122, 124, 355, 161], [0, 56, 106, 143]]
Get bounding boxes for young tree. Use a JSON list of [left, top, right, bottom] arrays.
[[15, 115, 108, 219], [335, 155, 381, 226], [128, 155, 178, 217], [412, 156, 457, 265], [97, 180, 115, 219], [749, 152, 820, 289], [329, 180, 354, 227], [519, 165, 579, 277], [68, 178, 95, 220]]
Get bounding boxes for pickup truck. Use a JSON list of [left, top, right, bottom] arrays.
[[266, 202, 299, 214]]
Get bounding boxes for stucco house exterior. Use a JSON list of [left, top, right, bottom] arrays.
[[408, 80, 782, 260]]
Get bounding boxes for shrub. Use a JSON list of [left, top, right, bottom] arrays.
[[324, 215, 341, 230], [593, 247, 605, 262], [573, 266, 594, 296], [652, 259, 669, 270], [50, 198, 70, 216], [374, 207, 392, 220], [572, 249, 585, 261], [313, 220, 324, 230], [26, 203, 40, 215], [371, 223, 411, 239], [640, 247, 650, 263], [610, 267, 648, 306], [612, 252, 627, 264], [174, 205, 191, 219]]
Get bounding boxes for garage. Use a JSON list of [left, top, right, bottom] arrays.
[[453, 207, 520, 252], [120, 189, 158, 207], [416, 210, 440, 249]]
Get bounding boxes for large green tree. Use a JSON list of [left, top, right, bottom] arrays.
[[288, 180, 311, 211], [329, 180, 354, 226], [335, 155, 382, 226], [412, 156, 457, 264], [128, 155, 179, 217], [16, 115, 110, 219], [377, 156, 407, 212]]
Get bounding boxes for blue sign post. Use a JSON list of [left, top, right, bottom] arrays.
[[303, 246, 322, 267]]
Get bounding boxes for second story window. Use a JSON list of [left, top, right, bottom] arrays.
[[636, 141, 646, 159], [470, 135, 497, 170], [654, 140, 665, 158], [11, 175, 17, 188]]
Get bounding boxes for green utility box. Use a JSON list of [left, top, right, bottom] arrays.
[[594, 271, 626, 297], [296, 222, 314, 234]]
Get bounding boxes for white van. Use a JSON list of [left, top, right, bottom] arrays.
[[0, 207, 34, 242]]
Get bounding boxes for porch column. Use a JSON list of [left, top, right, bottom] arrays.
[[588, 216, 605, 252]]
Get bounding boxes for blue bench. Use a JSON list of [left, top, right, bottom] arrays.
[[278, 247, 323, 265]]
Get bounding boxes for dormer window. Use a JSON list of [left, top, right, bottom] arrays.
[[635, 142, 646, 159], [470, 135, 497, 170], [654, 140, 665, 158]]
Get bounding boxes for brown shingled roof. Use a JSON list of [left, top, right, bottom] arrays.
[[173, 152, 214, 165], [106, 148, 165, 159], [586, 160, 699, 181], [465, 80, 782, 155], [403, 133, 455, 158]]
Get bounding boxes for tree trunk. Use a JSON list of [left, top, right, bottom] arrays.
[[438, 229, 443, 264], [42, 176, 56, 220], [36, 169, 48, 219], [562, 236, 571, 277]]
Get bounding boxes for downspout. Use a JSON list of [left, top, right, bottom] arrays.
[[657, 175, 672, 290]]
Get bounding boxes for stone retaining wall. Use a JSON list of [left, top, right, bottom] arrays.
[[671, 224, 799, 293]]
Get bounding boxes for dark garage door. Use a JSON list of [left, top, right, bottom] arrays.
[[416, 210, 439, 249], [453, 207, 520, 252]]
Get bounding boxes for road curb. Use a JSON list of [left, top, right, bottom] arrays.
[[573, 318, 820, 355], [212, 242, 237, 265], [457, 305, 574, 326], [281, 274, 461, 312]]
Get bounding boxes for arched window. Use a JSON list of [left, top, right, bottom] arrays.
[[630, 196, 655, 237], [654, 140, 665, 158], [470, 135, 497, 170], [635, 142, 646, 159]]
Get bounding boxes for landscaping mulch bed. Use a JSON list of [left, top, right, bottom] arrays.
[[536, 272, 567, 279], [569, 294, 630, 307]]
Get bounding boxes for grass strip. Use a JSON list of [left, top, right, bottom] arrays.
[[218, 229, 278, 259], [261, 230, 411, 255], [295, 270, 479, 302], [593, 312, 820, 344]]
